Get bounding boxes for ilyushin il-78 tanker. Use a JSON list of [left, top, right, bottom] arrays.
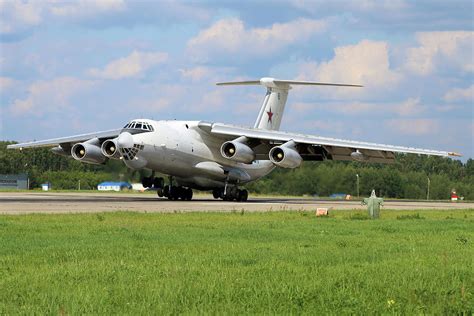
[[8, 78, 461, 201]]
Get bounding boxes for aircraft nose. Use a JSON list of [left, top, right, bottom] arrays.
[[117, 132, 134, 149]]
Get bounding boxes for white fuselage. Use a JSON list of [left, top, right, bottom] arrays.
[[119, 119, 275, 190]]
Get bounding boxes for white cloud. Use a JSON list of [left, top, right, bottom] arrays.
[[88, 51, 168, 80], [387, 118, 439, 135], [179, 66, 213, 81], [0, 0, 127, 38], [292, 97, 425, 116], [291, 0, 408, 14], [9, 77, 96, 116], [49, 0, 126, 18], [404, 31, 474, 75], [296, 40, 401, 97], [392, 97, 425, 116], [0, 1, 42, 35], [187, 17, 327, 60], [443, 85, 474, 102], [0, 77, 17, 92]]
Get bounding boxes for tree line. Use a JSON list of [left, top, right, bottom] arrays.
[[1, 141, 473, 199]]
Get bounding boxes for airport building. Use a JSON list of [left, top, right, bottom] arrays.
[[0, 174, 29, 190], [97, 181, 132, 192]]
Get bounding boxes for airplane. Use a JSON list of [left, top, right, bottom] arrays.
[[7, 77, 461, 201]]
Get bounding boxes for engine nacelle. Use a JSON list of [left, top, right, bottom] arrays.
[[350, 150, 369, 162], [269, 143, 302, 169], [71, 138, 107, 164], [220, 140, 255, 163], [101, 138, 121, 159]]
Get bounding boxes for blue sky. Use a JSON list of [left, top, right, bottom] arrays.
[[0, 0, 473, 159]]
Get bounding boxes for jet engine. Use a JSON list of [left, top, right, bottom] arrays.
[[220, 139, 255, 163], [101, 138, 121, 159], [71, 138, 107, 164], [269, 141, 302, 169]]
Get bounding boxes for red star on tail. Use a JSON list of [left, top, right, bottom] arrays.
[[267, 108, 274, 123]]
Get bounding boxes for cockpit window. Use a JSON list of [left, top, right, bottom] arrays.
[[122, 121, 154, 132]]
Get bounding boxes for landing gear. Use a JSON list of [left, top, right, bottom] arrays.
[[142, 176, 164, 189], [164, 186, 193, 201], [160, 177, 193, 201], [213, 187, 248, 202]]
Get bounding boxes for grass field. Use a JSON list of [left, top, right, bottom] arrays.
[[1, 209, 473, 314]]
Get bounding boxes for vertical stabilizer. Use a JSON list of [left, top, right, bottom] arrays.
[[253, 86, 289, 130], [216, 77, 362, 131]]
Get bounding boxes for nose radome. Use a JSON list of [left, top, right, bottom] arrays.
[[117, 132, 134, 148]]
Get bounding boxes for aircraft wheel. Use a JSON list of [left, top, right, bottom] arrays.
[[185, 188, 193, 201], [178, 187, 187, 200], [142, 177, 152, 188], [169, 186, 179, 201], [212, 189, 220, 199], [241, 189, 248, 202], [153, 177, 164, 189], [157, 188, 163, 197]]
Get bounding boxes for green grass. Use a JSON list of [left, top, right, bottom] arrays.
[[1, 210, 473, 314]]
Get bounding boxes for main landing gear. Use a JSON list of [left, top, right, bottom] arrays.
[[212, 187, 248, 202], [159, 185, 193, 201], [145, 176, 192, 201]]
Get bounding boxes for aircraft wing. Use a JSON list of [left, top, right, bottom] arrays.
[[199, 122, 461, 163], [6, 129, 122, 149]]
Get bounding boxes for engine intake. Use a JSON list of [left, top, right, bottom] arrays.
[[71, 138, 107, 164], [269, 141, 302, 169], [220, 139, 255, 163], [101, 138, 121, 159]]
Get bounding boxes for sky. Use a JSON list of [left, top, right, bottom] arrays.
[[0, 0, 473, 160]]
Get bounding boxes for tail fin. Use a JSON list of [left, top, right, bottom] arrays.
[[217, 77, 362, 131]]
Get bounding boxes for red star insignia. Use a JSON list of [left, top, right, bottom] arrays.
[[267, 108, 274, 123]]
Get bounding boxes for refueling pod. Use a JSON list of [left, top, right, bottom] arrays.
[[269, 140, 302, 169], [71, 138, 107, 164], [220, 137, 255, 164]]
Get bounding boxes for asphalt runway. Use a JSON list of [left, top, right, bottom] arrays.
[[1, 192, 473, 214]]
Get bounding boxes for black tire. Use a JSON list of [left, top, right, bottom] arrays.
[[153, 177, 164, 189], [186, 188, 193, 201], [170, 186, 179, 201], [241, 189, 248, 202], [157, 188, 163, 197], [142, 177, 152, 188], [179, 187, 187, 200], [212, 189, 220, 199]]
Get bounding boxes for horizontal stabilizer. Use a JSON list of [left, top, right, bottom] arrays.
[[216, 77, 363, 89]]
